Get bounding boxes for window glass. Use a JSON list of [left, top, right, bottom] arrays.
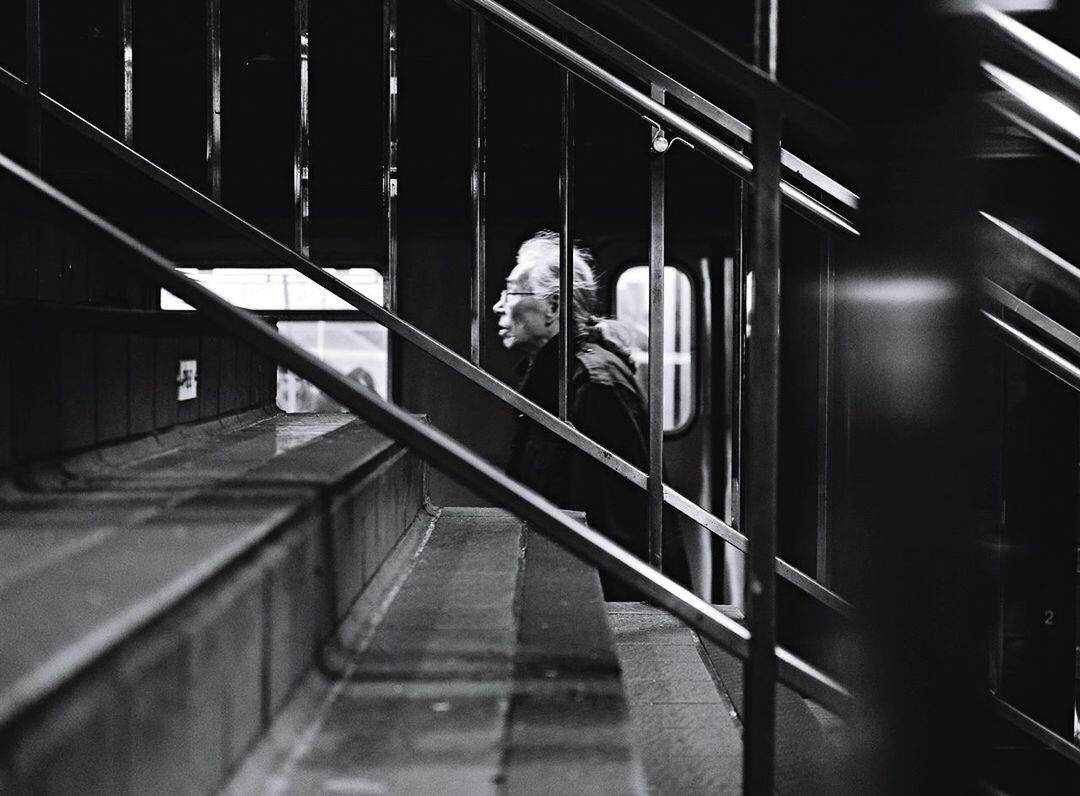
[[614, 265, 694, 431], [161, 268, 388, 407]]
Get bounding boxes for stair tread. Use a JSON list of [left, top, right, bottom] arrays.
[[224, 508, 647, 796], [608, 603, 743, 796], [0, 412, 401, 729]]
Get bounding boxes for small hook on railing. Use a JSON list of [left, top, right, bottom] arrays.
[[643, 116, 695, 155]]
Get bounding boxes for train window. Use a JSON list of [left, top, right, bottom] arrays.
[[613, 265, 694, 432], [161, 268, 388, 407]]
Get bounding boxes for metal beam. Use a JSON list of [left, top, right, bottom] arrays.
[[743, 1, 780, 791], [647, 83, 666, 571], [558, 66, 574, 421], [120, 0, 134, 146], [294, 0, 310, 257], [206, 0, 222, 200], [469, 17, 487, 367]]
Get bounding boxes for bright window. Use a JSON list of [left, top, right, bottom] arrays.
[[614, 265, 694, 432], [161, 268, 388, 409]]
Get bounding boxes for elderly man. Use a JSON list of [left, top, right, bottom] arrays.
[[493, 230, 690, 599]]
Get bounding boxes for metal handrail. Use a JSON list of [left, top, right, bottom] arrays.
[[0, 149, 855, 717], [990, 694, 1080, 768], [497, 0, 858, 210], [981, 4, 1080, 96], [982, 279, 1080, 362], [980, 211, 1080, 306], [451, 0, 859, 236], [982, 311, 1080, 393], [557, 0, 849, 144], [0, 64, 852, 616]]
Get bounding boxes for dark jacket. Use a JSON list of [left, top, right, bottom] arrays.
[[507, 333, 691, 598]]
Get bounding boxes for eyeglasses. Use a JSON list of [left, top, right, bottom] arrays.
[[498, 290, 538, 302]]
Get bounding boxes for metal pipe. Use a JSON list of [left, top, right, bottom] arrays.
[[647, 83, 665, 571], [981, 4, 1080, 96], [452, 0, 857, 236], [982, 310, 1080, 393], [557, 66, 574, 422], [120, 0, 134, 146], [744, 2, 781, 787], [469, 17, 487, 367], [25, 0, 42, 172], [384, 0, 399, 403], [206, 0, 222, 200], [0, 148, 855, 721], [294, 0, 310, 257], [0, 64, 852, 616], [991, 695, 1080, 767], [293, 0, 310, 256], [983, 63, 1080, 151], [982, 278, 1080, 360]]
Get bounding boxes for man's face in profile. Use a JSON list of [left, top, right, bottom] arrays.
[[492, 263, 553, 356]]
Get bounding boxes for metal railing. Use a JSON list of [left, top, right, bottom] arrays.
[[6, 3, 859, 789], [979, 222, 1080, 768], [0, 49, 852, 615], [510, 0, 859, 211], [456, 0, 858, 236], [0, 149, 854, 719]]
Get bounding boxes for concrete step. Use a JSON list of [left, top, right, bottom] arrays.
[[0, 411, 428, 796], [610, 603, 847, 796], [223, 508, 648, 796]]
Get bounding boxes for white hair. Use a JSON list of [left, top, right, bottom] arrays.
[[515, 230, 596, 332]]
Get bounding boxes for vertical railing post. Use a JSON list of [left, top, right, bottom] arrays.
[[206, 0, 222, 201], [469, 17, 487, 367], [25, 0, 42, 172], [557, 67, 574, 421], [383, 0, 399, 401], [815, 235, 834, 585], [647, 83, 666, 571], [743, 0, 780, 791], [294, 0, 310, 258], [120, 0, 134, 146]]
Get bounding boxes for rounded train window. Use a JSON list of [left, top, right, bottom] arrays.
[[613, 265, 694, 432]]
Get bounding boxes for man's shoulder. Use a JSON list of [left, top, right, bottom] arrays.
[[574, 344, 633, 388]]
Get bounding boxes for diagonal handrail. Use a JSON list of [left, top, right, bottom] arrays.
[[0, 64, 853, 616], [0, 148, 855, 717], [990, 695, 1080, 768], [493, 0, 859, 210], [560, 0, 850, 144], [451, 0, 858, 235]]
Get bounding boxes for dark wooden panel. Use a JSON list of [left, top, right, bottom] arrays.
[[7, 223, 40, 299], [198, 336, 221, 419], [59, 330, 97, 450], [155, 335, 180, 429], [12, 327, 61, 462], [0, 221, 9, 298], [61, 232, 92, 304], [176, 336, 200, 424], [219, 337, 238, 413], [37, 223, 65, 301], [0, 331, 12, 469], [96, 334, 129, 442], [129, 335, 155, 435]]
